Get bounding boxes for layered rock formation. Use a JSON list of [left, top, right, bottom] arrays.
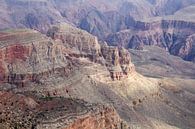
[[47, 23, 102, 61], [0, 29, 69, 85], [0, 25, 195, 129], [101, 44, 135, 80], [106, 20, 195, 62], [0, 0, 195, 63], [0, 91, 126, 129], [0, 25, 135, 86], [47, 23, 135, 81], [0, 1, 195, 127], [0, 24, 135, 129], [1, 0, 194, 35]]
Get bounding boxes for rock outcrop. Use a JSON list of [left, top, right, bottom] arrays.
[[0, 29, 70, 85], [0, 25, 195, 129], [0, 26, 133, 128], [0, 23, 135, 86], [0, 91, 126, 129], [47, 23, 135, 81], [47, 23, 102, 61], [101, 44, 135, 80]]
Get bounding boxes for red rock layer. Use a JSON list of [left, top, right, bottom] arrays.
[[65, 107, 122, 129], [0, 91, 126, 129]]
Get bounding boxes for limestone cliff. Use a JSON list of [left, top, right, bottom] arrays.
[[47, 23, 135, 80], [47, 23, 102, 61]]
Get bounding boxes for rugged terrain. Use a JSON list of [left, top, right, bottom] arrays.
[[0, 23, 195, 129], [0, 90, 124, 129], [0, 24, 133, 129], [0, 1, 195, 128], [0, 0, 195, 63]]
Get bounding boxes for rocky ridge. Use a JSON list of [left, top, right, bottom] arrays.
[[106, 20, 195, 62], [0, 91, 125, 129]]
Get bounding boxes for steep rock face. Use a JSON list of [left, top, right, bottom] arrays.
[[47, 23, 101, 61], [0, 29, 69, 85], [2, 0, 194, 36], [1, 0, 195, 59], [0, 23, 135, 85], [1, 0, 195, 40], [106, 20, 195, 62], [47, 23, 135, 81], [180, 34, 195, 62], [101, 44, 135, 80]]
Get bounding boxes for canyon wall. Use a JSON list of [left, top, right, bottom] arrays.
[[47, 23, 135, 81], [0, 0, 195, 63], [0, 29, 69, 85], [106, 20, 195, 62], [0, 23, 135, 86]]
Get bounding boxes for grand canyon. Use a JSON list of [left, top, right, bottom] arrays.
[[0, 0, 195, 129]]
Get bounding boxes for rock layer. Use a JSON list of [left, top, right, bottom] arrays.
[[47, 23, 135, 81], [0, 0, 195, 63], [0, 29, 69, 85], [0, 91, 125, 129], [0, 24, 135, 85], [106, 20, 195, 62]]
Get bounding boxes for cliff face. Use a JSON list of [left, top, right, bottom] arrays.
[[0, 29, 69, 85], [47, 23, 102, 61], [101, 45, 135, 80], [0, 0, 195, 62], [2, 0, 194, 35], [0, 23, 135, 85], [0, 26, 132, 128], [47, 23, 135, 81], [0, 25, 195, 129], [106, 20, 195, 62], [180, 34, 195, 62]]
